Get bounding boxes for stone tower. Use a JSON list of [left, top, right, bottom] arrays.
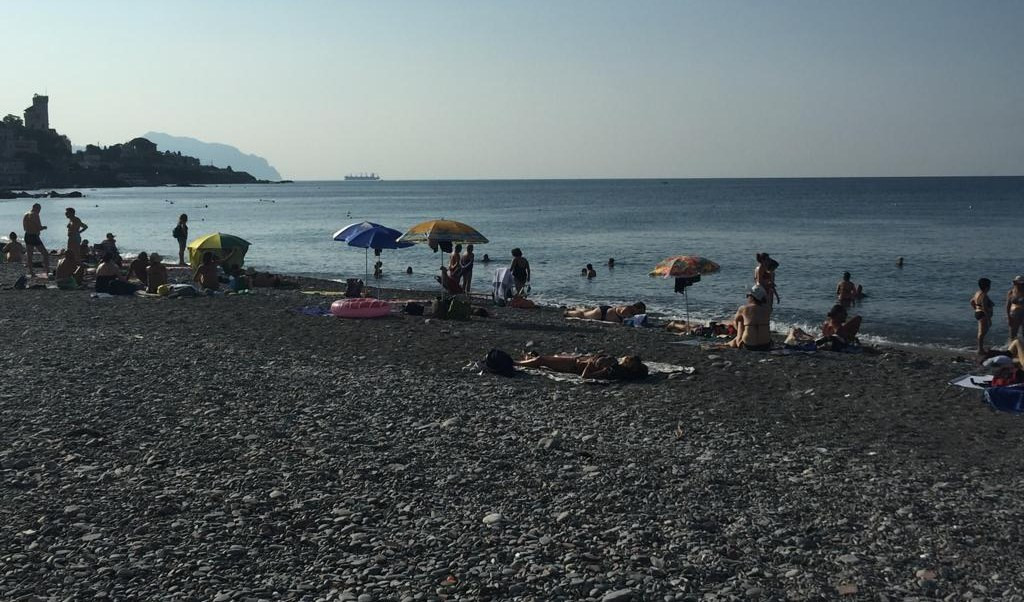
[[24, 94, 49, 131]]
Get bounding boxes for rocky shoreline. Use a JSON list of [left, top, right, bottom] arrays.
[[1, 263, 1022, 601]]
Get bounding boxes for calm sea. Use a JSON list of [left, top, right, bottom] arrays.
[[2, 177, 1021, 350]]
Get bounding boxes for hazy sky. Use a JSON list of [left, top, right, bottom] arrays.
[[3, 1, 1022, 180]]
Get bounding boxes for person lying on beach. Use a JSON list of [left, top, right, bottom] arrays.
[[127, 252, 149, 285], [515, 353, 649, 380], [54, 251, 85, 288], [665, 320, 735, 337], [3, 233, 25, 263], [246, 268, 298, 289], [728, 285, 773, 351], [95, 252, 139, 295], [194, 252, 220, 291], [146, 253, 168, 294], [564, 301, 646, 323]]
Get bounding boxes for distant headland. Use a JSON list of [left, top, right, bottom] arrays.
[[0, 94, 287, 190], [141, 132, 282, 181]]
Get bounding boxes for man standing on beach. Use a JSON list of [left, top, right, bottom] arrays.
[[22, 203, 49, 276]]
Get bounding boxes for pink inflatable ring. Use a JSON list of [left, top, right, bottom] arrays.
[[330, 298, 391, 318]]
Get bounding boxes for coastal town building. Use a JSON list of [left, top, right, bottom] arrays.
[[2, 93, 257, 188], [23, 94, 49, 131]]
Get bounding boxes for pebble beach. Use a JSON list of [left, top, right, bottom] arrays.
[[2, 263, 1024, 602]]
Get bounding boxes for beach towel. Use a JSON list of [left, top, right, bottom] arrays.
[[949, 374, 993, 390], [492, 267, 514, 305], [293, 305, 332, 317], [983, 386, 1024, 414]]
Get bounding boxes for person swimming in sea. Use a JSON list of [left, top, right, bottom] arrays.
[[564, 302, 645, 323], [585, 264, 596, 279], [971, 277, 994, 354]]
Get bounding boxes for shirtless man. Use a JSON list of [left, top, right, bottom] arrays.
[[3, 233, 25, 263], [65, 208, 88, 263], [22, 203, 49, 275], [729, 285, 773, 350], [836, 271, 857, 307], [194, 252, 220, 291]]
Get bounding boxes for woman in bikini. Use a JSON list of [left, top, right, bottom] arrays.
[[65, 207, 88, 263], [971, 278, 994, 354], [728, 285, 773, 350], [754, 253, 780, 306], [516, 353, 649, 380], [564, 302, 646, 323], [1007, 276, 1024, 344], [460, 243, 475, 293], [448, 244, 463, 282]]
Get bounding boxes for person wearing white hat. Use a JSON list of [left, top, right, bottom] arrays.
[[1007, 275, 1024, 344], [984, 353, 1024, 387], [728, 284, 773, 351]]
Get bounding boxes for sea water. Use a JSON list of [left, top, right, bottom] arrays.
[[2, 177, 1021, 350]]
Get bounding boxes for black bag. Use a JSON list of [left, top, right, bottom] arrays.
[[484, 348, 515, 377], [403, 301, 424, 316], [172, 225, 184, 239]]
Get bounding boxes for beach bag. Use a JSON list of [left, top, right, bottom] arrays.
[[484, 349, 515, 377], [403, 301, 424, 316], [172, 224, 184, 239], [431, 296, 449, 319], [447, 297, 472, 320]]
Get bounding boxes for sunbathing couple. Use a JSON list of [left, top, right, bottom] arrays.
[[564, 301, 645, 323], [516, 353, 648, 380]]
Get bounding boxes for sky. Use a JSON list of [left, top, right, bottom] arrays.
[[3, 1, 1022, 180]]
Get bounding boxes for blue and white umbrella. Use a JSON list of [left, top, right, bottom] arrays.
[[332, 222, 413, 290]]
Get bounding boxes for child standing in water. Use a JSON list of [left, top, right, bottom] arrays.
[[971, 278, 994, 355]]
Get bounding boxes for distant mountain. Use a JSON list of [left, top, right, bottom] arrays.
[[142, 132, 282, 181]]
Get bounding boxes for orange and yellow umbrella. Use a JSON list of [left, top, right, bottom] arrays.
[[397, 219, 488, 245], [650, 255, 720, 279]]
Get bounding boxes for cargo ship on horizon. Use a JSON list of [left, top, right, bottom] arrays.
[[344, 173, 381, 181]]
